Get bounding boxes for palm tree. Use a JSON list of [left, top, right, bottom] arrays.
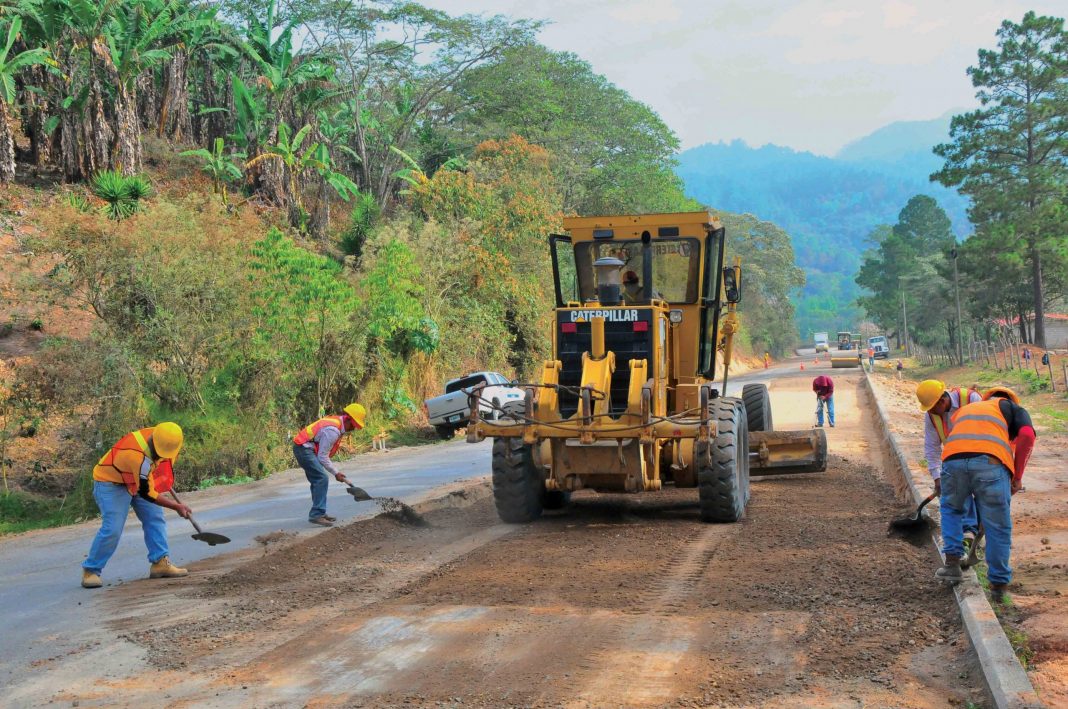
[[0, 17, 51, 181]]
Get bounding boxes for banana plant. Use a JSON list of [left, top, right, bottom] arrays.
[[0, 16, 53, 181], [180, 137, 245, 204]]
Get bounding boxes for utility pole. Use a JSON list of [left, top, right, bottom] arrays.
[[951, 247, 964, 366]]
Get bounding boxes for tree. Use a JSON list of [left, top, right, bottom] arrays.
[[449, 43, 697, 215], [0, 17, 51, 181], [934, 12, 1068, 348]]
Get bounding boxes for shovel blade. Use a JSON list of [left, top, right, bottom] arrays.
[[347, 486, 373, 502], [192, 531, 231, 546]]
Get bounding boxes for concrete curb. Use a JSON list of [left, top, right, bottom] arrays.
[[861, 371, 1044, 709]]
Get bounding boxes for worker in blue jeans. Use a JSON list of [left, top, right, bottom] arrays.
[[812, 374, 835, 427], [292, 403, 366, 526], [936, 388, 1036, 602]]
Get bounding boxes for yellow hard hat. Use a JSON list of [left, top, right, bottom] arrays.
[[983, 386, 1021, 405], [915, 379, 946, 412], [152, 422, 184, 459], [343, 403, 366, 429]]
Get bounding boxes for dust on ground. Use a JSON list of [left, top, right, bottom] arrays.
[[870, 369, 1068, 706], [53, 369, 987, 708]]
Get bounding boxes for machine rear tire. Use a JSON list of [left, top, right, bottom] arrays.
[[492, 437, 544, 523], [741, 383, 773, 432], [698, 397, 751, 523], [434, 425, 456, 440]]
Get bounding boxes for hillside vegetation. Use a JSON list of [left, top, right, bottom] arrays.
[[0, 0, 806, 530]]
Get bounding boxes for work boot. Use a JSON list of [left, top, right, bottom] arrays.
[[935, 555, 963, 584], [990, 584, 1009, 604], [149, 556, 188, 579], [322, 514, 337, 522], [81, 570, 102, 589], [309, 516, 333, 527]]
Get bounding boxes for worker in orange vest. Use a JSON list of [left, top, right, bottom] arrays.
[[293, 404, 366, 526], [82, 422, 191, 589], [935, 386, 1036, 602], [916, 380, 982, 542]]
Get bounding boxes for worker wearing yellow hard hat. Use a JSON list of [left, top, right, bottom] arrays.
[[293, 403, 366, 526], [915, 380, 982, 539], [82, 422, 192, 589]]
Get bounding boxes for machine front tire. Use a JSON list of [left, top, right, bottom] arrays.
[[741, 383, 773, 433], [698, 397, 751, 523], [492, 437, 544, 523]]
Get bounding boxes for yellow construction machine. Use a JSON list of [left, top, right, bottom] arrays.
[[466, 212, 827, 523], [831, 330, 862, 368]]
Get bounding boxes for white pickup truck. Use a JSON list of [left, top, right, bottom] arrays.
[[424, 371, 526, 440]]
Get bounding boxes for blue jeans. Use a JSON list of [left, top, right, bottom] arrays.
[[83, 481, 169, 574], [294, 444, 330, 520], [941, 456, 1013, 585], [815, 396, 834, 426]]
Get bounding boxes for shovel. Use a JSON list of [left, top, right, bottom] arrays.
[[889, 493, 938, 532], [336, 474, 375, 502], [168, 492, 231, 546]]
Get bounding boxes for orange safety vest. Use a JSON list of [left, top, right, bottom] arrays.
[[92, 428, 173, 498], [293, 416, 346, 458], [942, 399, 1014, 471]]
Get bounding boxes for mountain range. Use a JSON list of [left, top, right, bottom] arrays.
[[676, 112, 970, 340]]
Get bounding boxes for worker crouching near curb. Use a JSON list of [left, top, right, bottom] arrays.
[[293, 403, 366, 527], [935, 386, 1036, 602], [81, 423, 191, 589], [916, 380, 982, 543]]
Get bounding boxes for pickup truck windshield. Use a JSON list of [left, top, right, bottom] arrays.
[[445, 375, 487, 393], [573, 239, 700, 304]]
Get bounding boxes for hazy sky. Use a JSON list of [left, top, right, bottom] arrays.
[[419, 0, 1066, 156]]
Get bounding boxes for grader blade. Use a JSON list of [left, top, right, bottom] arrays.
[[749, 428, 827, 476]]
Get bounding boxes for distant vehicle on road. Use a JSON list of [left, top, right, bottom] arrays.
[[867, 335, 890, 359], [814, 332, 829, 353], [424, 372, 525, 440], [836, 331, 854, 350]]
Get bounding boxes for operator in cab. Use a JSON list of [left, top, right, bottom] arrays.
[[621, 270, 662, 304]]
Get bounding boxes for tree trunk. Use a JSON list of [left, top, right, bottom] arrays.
[[0, 100, 17, 182], [21, 66, 50, 166], [113, 81, 142, 175], [1029, 237, 1046, 348], [86, 74, 113, 175], [308, 179, 330, 241], [158, 50, 191, 142], [138, 70, 158, 133]]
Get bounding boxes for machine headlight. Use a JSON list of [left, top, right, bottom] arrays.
[[669, 310, 683, 324]]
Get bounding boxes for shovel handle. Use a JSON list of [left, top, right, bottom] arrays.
[[168, 491, 205, 535], [917, 493, 937, 511]]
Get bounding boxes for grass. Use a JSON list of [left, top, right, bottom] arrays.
[[196, 474, 255, 490], [0, 489, 96, 535]]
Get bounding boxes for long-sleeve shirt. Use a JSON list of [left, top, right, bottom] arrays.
[[924, 388, 982, 479], [812, 376, 834, 398], [302, 424, 342, 476]]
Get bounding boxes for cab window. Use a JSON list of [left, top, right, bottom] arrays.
[[573, 239, 700, 304]]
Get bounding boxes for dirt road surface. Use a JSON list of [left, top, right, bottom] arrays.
[[6, 362, 989, 707]]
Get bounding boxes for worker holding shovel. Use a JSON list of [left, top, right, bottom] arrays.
[[293, 403, 366, 527], [935, 387, 1036, 603], [81, 423, 191, 589], [916, 380, 982, 546]]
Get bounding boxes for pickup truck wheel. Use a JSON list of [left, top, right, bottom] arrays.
[[492, 437, 544, 523], [434, 425, 456, 440]]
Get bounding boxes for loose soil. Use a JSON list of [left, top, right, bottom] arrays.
[[47, 368, 985, 708], [870, 369, 1068, 707]]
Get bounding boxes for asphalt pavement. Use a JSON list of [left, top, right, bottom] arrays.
[[0, 437, 492, 690]]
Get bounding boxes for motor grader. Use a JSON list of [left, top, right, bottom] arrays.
[[466, 211, 827, 523]]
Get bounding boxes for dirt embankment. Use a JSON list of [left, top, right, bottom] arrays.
[[32, 372, 983, 707], [869, 370, 1068, 706]]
